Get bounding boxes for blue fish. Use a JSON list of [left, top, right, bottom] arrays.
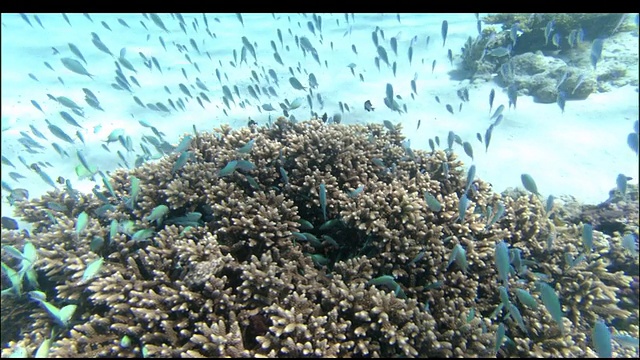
[[457, 194, 469, 222], [319, 182, 327, 221], [592, 320, 612, 358], [495, 240, 510, 288], [590, 38, 604, 70]]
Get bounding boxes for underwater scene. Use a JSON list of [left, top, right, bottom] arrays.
[[1, 12, 639, 357]]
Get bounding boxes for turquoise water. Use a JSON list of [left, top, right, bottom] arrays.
[[1, 13, 638, 357]]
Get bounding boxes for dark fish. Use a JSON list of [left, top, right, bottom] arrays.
[[364, 100, 374, 112], [101, 20, 112, 31], [507, 84, 518, 110], [236, 13, 244, 27], [463, 142, 474, 161], [445, 104, 454, 115], [627, 133, 639, 155], [490, 104, 504, 120], [484, 124, 494, 153], [289, 77, 306, 90], [556, 91, 567, 113], [1, 216, 19, 230], [441, 20, 448, 47], [590, 38, 604, 70], [91, 34, 113, 57], [60, 111, 83, 128], [377, 46, 389, 67], [489, 89, 496, 114], [390, 37, 398, 56], [149, 13, 169, 32], [118, 18, 130, 28], [19, 13, 33, 27], [61, 13, 71, 26], [69, 43, 87, 64], [431, 59, 436, 74], [179, 83, 192, 98], [447, 49, 453, 65]]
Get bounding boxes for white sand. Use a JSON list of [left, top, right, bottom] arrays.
[[1, 13, 638, 223]]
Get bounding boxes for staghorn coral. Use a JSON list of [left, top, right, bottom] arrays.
[[2, 117, 638, 357]]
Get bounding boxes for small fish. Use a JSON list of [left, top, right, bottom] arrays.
[[484, 125, 494, 153], [149, 13, 169, 32], [621, 234, 638, 257], [144, 205, 169, 226], [447, 49, 453, 65], [60, 57, 93, 79], [81, 257, 104, 282], [490, 104, 504, 120], [551, 33, 561, 47], [628, 133, 639, 155], [515, 288, 538, 310], [1, 216, 19, 230], [431, 59, 436, 73], [441, 20, 448, 47], [446, 104, 454, 115], [488, 88, 496, 114], [367, 275, 406, 299], [447, 244, 468, 273], [68, 43, 87, 64], [424, 192, 442, 212], [237, 139, 255, 154], [616, 173, 628, 196], [289, 77, 306, 90], [544, 20, 554, 46], [218, 160, 238, 177], [590, 38, 604, 70], [463, 142, 474, 161], [507, 84, 518, 110], [171, 151, 193, 174], [582, 223, 594, 253], [75, 211, 89, 240], [571, 74, 586, 94], [537, 282, 564, 334], [91, 34, 113, 57], [319, 182, 327, 221], [611, 333, 640, 349], [592, 320, 612, 358], [46, 121, 75, 144], [521, 174, 540, 196], [556, 91, 567, 113], [375, 46, 389, 68], [364, 100, 374, 112], [494, 240, 511, 289], [458, 194, 469, 222]]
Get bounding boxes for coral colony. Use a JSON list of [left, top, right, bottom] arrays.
[[2, 118, 638, 357]]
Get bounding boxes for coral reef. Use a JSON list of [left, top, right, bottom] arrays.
[[2, 118, 638, 357], [462, 13, 638, 104]]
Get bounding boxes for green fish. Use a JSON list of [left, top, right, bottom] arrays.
[[81, 257, 104, 282], [521, 174, 540, 196], [536, 282, 564, 334], [144, 205, 169, 226], [218, 160, 238, 177], [75, 211, 89, 239]]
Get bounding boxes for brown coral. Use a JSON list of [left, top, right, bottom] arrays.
[[2, 118, 637, 357]]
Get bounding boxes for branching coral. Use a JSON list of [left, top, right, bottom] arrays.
[[2, 117, 637, 357]]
